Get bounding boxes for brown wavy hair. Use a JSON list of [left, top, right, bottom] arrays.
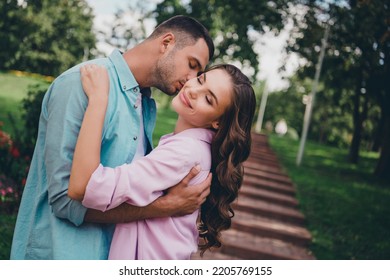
[[198, 64, 256, 255]]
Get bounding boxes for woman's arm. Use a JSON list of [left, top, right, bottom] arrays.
[[68, 64, 109, 201]]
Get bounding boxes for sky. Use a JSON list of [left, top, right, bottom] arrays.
[[86, 0, 298, 91]]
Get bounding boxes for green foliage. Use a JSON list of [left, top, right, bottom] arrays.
[[0, 73, 49, 216], [268, 134, 390, 259], [0, 71, 48, 137], [19, 84, 48, 156], [154, 0, 290, 77], [102, 2, 151, 52], [0, 122, 28, 214], [262, 80, 305, 137], [0, 213, 16, 259], [153, 107, 178, 147], [0, 1, 27, 71], [1, 0, 96, 76], [286, 0, 390, 176]]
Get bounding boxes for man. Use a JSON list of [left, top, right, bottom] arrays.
[[11, 15, 214, 259]]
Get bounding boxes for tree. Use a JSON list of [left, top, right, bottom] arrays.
[[101, 2, 151, 52], [153, 0, 290, 78], [0, 0, 29, 70], [4, 0, 96, 76], [286, 0, 389, 180]]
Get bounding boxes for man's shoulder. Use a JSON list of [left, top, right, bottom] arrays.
[[56, 57, 110, 83]]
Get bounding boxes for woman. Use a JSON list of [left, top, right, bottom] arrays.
[[68, 63, 256, 259]]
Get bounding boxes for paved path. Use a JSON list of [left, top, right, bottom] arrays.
[[192, 133, 315, 260]]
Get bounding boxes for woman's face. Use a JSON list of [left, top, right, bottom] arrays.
[[172, 68, 233, 131]]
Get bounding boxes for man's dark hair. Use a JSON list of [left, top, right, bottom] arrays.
[[149, 15, 214, 61]]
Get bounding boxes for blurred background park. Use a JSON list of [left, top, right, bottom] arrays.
[[0, 0, 389, 260]]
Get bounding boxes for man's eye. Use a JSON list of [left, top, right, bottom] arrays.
[[189, 62, 196, 69], [206, 96, 212, 104]]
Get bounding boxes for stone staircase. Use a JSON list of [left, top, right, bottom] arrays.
[[191, 133, 315, 260]]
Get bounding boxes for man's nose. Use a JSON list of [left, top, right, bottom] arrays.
[[187, 69, 198, 80]]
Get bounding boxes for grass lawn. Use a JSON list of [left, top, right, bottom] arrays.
[[153, 106, 178, 146], [268, 134, 390, 259], [0, 72, 47, 136]]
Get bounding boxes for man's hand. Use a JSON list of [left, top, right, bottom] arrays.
[[84, 166, 212, 224], [163, 165, 211, 216]]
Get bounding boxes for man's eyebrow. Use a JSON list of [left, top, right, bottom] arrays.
[[204, 72, 218, 105]]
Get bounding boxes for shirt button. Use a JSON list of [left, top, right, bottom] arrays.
[[133, 136, 138, 141], [134, 104, 138, 109], [123, 85, 127, 90], [133, 88, 138, 93]]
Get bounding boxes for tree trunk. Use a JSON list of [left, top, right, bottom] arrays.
[[374, 114, 390, 181], [374, 28, 390, 181], [374, 82, 390, 181], [348, 88, 363, 163], [372, 112, 384, 152]]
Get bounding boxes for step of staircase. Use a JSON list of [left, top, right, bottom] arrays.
[[193, 229, 315, 260], [239, 185, 298, 208], [248, 151, 279, 163], [233, 196, 306, 225], [247, 157, 281, 168], [244, 167, 292, 185], [232, 210, 311, 247], [243, 176, 296, 196], [244, 160, 286, 176]]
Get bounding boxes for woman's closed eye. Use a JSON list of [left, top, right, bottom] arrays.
[[197, 73, 204, 84], [206, 95, 213, 105]]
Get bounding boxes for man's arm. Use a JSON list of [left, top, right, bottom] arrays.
[[44, 72, 90, 226], [84, 166, 212, 223]]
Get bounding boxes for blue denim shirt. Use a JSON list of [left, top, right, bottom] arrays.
[[11, 49, 156, 259]]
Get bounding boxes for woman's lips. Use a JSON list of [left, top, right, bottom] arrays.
[[180, 91, 192, 108]]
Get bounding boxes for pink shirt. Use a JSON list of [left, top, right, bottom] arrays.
[[82, 128, 214, 259]]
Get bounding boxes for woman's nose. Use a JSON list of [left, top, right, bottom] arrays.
[[188, 88, 198, 99]]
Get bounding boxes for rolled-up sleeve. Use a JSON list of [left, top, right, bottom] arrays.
[[82, 136, 200, 212], [44, 73, 88, 226]]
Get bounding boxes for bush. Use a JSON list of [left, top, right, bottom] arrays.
[[0, 84, 48, 214], [0, 122, 25, 213]]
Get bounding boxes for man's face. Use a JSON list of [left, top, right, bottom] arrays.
[[154, 38, 210, 96]]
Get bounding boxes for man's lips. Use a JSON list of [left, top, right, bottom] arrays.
[[177, 81, 184, 91]]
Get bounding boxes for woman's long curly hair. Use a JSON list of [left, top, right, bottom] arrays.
[[198, 64, 256, 254]]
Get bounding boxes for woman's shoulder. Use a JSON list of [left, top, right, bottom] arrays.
[[156, 128, 213, 161], [167, 128, 214, 144]]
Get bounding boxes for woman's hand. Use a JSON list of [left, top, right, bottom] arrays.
[[80, 64, 109, 104]]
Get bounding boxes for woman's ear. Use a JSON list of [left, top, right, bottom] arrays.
[[211, 121, 220, 130]]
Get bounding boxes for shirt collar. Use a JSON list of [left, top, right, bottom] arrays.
[[109, 49, 138, 92], [164, 128, 215, 144]]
